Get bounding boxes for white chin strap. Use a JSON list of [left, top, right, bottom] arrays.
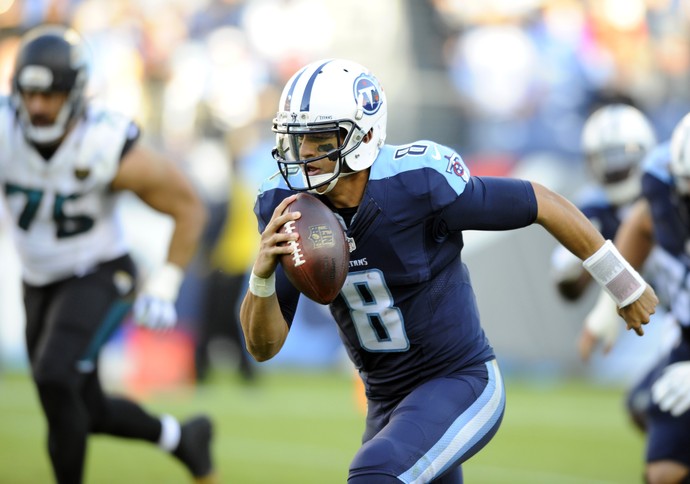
[[305, 170, 357, 195]]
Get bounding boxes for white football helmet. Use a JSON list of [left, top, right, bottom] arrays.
[[272, 59, 387, 193], [581, 104, 656, 205], [11, 25, 89, 145], [670, 112, 690, 195]]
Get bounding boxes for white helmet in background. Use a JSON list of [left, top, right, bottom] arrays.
[[670, 112, 690, 195], [581, 104, 656, 205], [272, 59, 387, 193]]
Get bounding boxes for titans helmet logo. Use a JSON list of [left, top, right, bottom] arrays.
[[353, 74, 382, 116]]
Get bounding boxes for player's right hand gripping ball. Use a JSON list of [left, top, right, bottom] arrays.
[[279, 193, 350, 304]]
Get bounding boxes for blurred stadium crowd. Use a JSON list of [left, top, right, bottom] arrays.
[[1, 0, 688, 167], [1, 0, 690, 384]]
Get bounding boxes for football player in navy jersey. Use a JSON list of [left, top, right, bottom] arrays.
[[582, 113, 690, 484], [0, 26, 216, 483], [239, 59, 658, 483]]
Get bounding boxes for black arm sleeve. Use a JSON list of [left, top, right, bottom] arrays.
[[434, 176, 538, 236]]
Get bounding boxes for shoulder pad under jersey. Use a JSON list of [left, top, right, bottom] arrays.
[[76, 105, 136, 183], [372, 140, 470, 197]]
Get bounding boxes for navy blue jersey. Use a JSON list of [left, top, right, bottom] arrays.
[[641, 142, 688, 257], [255, 140, 538, 400], [641, 141, 690, 337]]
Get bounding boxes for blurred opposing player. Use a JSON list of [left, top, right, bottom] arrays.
[[239, 58, 658, 483], [582, 112, 690, 483], [0, 25, 216, 483], [550, 103, 657, 302]]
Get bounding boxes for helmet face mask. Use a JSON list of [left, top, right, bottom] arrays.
[[272, 59, 387, 193], [273, 119, 361, 192], [588, 146, 645, 184], [11, 25, 89, 146]]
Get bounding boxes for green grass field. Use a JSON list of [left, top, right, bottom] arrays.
[[0, 369, 645, 483]]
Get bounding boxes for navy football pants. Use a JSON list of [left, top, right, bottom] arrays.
[[348, 359, 505, 483], [627, 337, 690, 468]]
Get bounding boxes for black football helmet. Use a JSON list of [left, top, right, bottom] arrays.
[[11, 25, 89, 145]]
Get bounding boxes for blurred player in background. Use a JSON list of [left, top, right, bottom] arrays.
[[550, 103, 657, 302], [582, 112, 690, 484], [547, 103, 665, 359], [240, 58, 658, 483], [0, 25, 215, 484]]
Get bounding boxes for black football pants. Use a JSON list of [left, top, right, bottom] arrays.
[[24, 255, 162, 484]]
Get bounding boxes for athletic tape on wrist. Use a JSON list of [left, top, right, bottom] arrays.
[[582, 240, 646, 307], [249, 271, 276, 297]]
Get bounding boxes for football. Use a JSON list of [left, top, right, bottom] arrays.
[[279, 193, 350, 304]]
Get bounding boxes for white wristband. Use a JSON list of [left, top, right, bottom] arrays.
[[249, 271, 276, 298], [142, 262, 184, 302], [582, 240, 646, 307]]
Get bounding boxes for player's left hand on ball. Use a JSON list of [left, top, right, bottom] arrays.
[[651, 361, 690, 417], [133, 294, 177, 330], [132, 262, 184, 331], [254, 194, 300, 278]]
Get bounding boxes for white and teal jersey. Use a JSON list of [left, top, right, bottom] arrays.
[[0, 98, 135, 285]]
